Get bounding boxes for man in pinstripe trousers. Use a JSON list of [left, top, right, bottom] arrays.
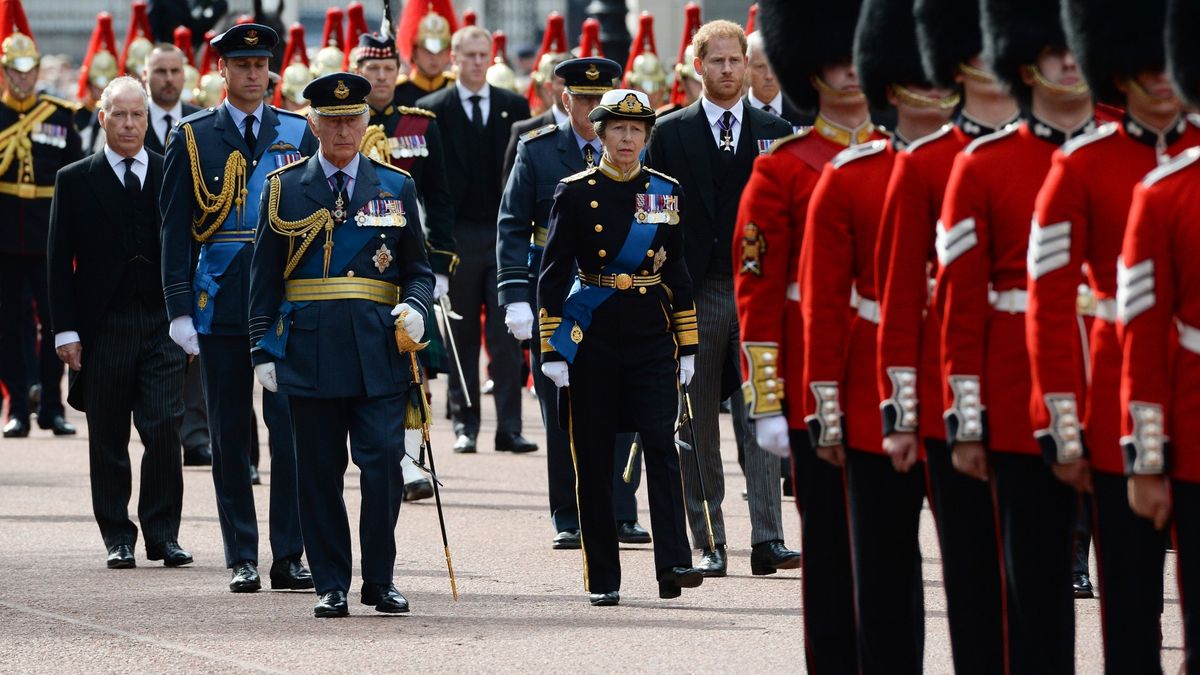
[[646, 20, 799, 576], [47, 76, 192, 570]]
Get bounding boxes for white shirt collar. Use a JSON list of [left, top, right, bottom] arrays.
[[551, 105, 569, 126], [318, 151, 360, 182], [104, 145, 148, 171], [456, 80, 489, 102], [746, 90, 783, 115], [149, 99, 183, 122], [572, 128, 599, 152], [223, 100, 265, 129], [701, 96, 744, 128]]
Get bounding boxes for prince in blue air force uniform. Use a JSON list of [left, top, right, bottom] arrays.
[[249, 73, 433, 618], [159, 24, 314, 593]]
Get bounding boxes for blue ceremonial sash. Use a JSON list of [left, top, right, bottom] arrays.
[[548, 174, 671, 363], [192, 242, 242, 333]]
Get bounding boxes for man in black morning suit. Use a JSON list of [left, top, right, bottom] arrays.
[[48, 76, 193, 570], [645, 20, 797, 577], [416, 24, 532, 454]]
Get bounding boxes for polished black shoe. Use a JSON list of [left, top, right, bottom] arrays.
[[453, 434, 477, 454], [495, 433, 538, 453], [617, 521, 652, 544], [552, 529, 581, 550], [361, 582, 410, 614], [751, 540, 801, 576], [37, 415, 76, 435], [589, 591, 620, 606], [3, 418, 30, 438], [147, 541, 194, 567], [270, 557, 314, 590], [27, 383, 41, 410], [249, 465, 261, 485], [229, 561, 261, 593], [658, 566, 704, 599], [314, 590, 349, 618], [106, 544, 136, 569], [183, 446, 213, 466], [1073, 572, 1095, 599], [404, 478, 434, 502], [696, 545, 727, 577]]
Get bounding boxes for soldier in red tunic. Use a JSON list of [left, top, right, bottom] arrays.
[[874, 0, 1019, 670], [936, 0, 1096, 669], [1028, 1, 1198, 670], [1120, 0, 1200, 669]]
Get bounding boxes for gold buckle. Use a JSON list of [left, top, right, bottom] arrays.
[[17, 183, 35, 199], [614, 273, 633, 290]]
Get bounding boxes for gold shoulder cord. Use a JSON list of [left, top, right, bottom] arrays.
[[360, 124, 391, 163], [0, 101, 55, 179], [266, 175, 335, 278], [184, 123, 248, 242]]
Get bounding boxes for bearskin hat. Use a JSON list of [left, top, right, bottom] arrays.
[[1063, 0, 1167, 105], [914, 0, 982, 89], [854, 0, 928, 110], [1167, 0, 1200, 106], [759, 0, 862, 110], [981, 0, 1069, 105]]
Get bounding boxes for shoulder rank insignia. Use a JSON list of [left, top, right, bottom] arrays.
[[642, 166, 680, 185], [562, 166, 598, 183], [520, 123, 558, 142], [832, 139, 887, 169], [397, 105, 437, 118], [740, 222, 766, 276]]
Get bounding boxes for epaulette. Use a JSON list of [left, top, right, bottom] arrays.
[[766, 127, 812, 154], [397, 105, 436, 119], [520, 123, 558, 142], [442, 71, 456, 81], [1062, 122, 1118, 156], [39, 94, 80, 112], [266, 158, 307, 179], [369, 155, 413, 178], [875, 125, 894, 138], [963, 122, 1020, 155], [1142, 146, 1200, 188], [562, 166, 599, 183], [831, 139, 887, 169], [272, 106, 308, 121], [905, 124, 954, 154], [1189, 112, 1200, 129], [395, 73, 410, 86], [644, 167, 680, 185]]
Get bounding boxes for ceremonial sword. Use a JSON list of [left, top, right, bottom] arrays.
[[676, 383, 717, 551]]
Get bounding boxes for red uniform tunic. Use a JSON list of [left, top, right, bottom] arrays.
[[1119, 146, 1200, 483], [936, 118, 1094, 454], [800, 139, 896, 453], [733, 117, 878, 429], [1028, 116, 1200, 473]]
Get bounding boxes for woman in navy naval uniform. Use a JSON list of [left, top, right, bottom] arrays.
[[537, 88, 702, 606]]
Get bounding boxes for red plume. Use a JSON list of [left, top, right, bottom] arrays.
[[0, 0, 34, 47], [198, 30, 219, 75], [524, 12, 568, 109], [174, 25, 195, 66], [343, 1, 369, 69], [578, 18, 603, 58], [395, 0, 459, 63], [76, 12, 118, 99], [462, 9, 477, 27], [321, 7, 346, 51], [668, 2, 702, 106], [490, 30, 508, 63], [119, 0, 153, 75], [622, 11, 658, 87], [273, 23, 309, 106], [745, 3, 758, 35]]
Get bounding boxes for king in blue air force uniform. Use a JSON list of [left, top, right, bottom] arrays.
[[249, 73, 433, 619], [159, 24, 315, 594]]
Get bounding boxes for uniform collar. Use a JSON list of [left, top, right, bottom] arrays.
[[411, 70, 450, 93], [370, 103, 395, 118], [957, 110, 1020, 138], [223, 100, 265, 128], [813, 113, 875, 147], [318, 151, 360, 182], [892, 130, 911, 152], [1027, 111, 1095, 145], [2, 90, 36, 113], [1123, 113, 1188, 153], [598, 155, 640, 182]]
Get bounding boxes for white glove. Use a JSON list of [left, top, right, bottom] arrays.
[[169, 316, 200, 356], [755, 414, 791, 458], [679, 354, 696, 385], [390, 302, 425, 342], [541, 361, 570, 388], [504, 301, 535, 341], [433, 274, 450, 301], [255, 362, 278, 392]]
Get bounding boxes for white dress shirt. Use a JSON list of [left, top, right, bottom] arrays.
[[456, 80, 491, 125], [701, 96, 744, 150], [149, 100, 183, 146], [747, 90, 784, 118], [318, 150, 360, 198], [551, 105, 569, 126], [223, 100, 264, 139]]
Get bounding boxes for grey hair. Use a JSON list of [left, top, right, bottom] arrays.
[[451, 25, 491, 53], [99, 76, 150, 113], [746, 31, 764, 58]]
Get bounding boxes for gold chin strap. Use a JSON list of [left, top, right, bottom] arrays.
[[184, 123, 248, 242], [1125, 76, 1179, 104], [959, 62, 998, 84], [1024, 65, 1090, 96], [891, 85, 961, 110], [266, 175, 336, 278], [810, 74, 867, 102]]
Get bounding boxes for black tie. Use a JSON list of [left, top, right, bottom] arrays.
[[761, 103, 773, 115], [122, 157, 140, 194], [469, 94, 484, 129], [162, 113, 174, 144], [243, 114, 257, 152], [583, 144, 595, 167], [333, 170, 347, 198], [718, 110, 735, 155]]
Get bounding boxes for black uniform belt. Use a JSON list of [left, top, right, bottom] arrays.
[[577, 271, 662, 290], [284, 277, 400, 304], [207, 229, 256, 244], [0, 181, 53, 199]]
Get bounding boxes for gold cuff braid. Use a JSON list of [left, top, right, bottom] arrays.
[[741, 342, 784, 418]]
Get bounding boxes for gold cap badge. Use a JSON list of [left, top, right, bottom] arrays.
[[334, 79, 350, 100], [244, 29, 259, 46], [585, 64, 600, 81]]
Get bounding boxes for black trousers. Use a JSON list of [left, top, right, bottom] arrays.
[[1090, 470, 1165, 674], [529, 345, 641, 532], [0, 253, 63, 421], [446, 220, 523, 439], [924, 439, 1006, 674], [197, 334, 302, 567], [289, 392, 405, 594], [180, 356, 210, 453], [1175, 480, 1200, 674], [790, 430, 858, 675], [991, 451, 1078, 675], [84, 302, 186, 549], [844, 448, 926, 675]]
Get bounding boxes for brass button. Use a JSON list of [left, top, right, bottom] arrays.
[[346, 270, 356, 277], [638, 287, 646, 295], [594, 224, 603, 232], [645, 182, 650, 188], [590, 200, 598, 208], [640, 270, 648, 275], [598, 249, 607, 257], [588, 179, 596, 185], [647, 250, 654, 257]]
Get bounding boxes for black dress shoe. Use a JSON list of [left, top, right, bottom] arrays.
[[404, 478, 434, 502], [270, 557, 314, 590], [27, 384, 40, 410], [3, 418, 30, 438], [495, 433, 538, 453], [229, 561, 261, 593], [147, 541, 194, 567], [249, 465, 261, 485], [183, 446, 213, 466], [361, 582, 410, 614], [314, 590, 349, 618], [106, 544, 136, 569], [751, 540, 801, 576], [1073, 572, 1095, 599], [552, 529, 581, 550], [37, 415, 76, 435], [589, 591, 620, 606], [696, 545, 727, 577], [658, 566, 704, 599], [453, 434, 477, 454], [617, 521, 652, 544]]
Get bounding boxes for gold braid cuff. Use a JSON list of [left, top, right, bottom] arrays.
[[184, 122, 248, 242], [266, 175, 335, 278], [741, 342, 784, 418]]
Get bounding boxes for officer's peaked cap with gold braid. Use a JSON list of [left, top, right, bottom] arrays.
[[303, 72, 371, 116]]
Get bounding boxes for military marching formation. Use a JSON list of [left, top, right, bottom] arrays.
[[3, 0, 1200, 669]]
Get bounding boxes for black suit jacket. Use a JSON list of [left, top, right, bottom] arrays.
[[743, 93, 813, 129], [143, 103, 201, 154], [415, 84, 531, 208], [503, 108, 556, 180]]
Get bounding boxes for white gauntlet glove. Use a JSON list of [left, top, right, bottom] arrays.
[[433, 274, 449, 301], [390, 302, 425, 342], [679, 354, 696, 385], [755, 414, 791, 458], [169, 316, 200, 356], [504, 302, 535, 341], [541, 361, 570, 388], [255, 362, 278, 392]]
